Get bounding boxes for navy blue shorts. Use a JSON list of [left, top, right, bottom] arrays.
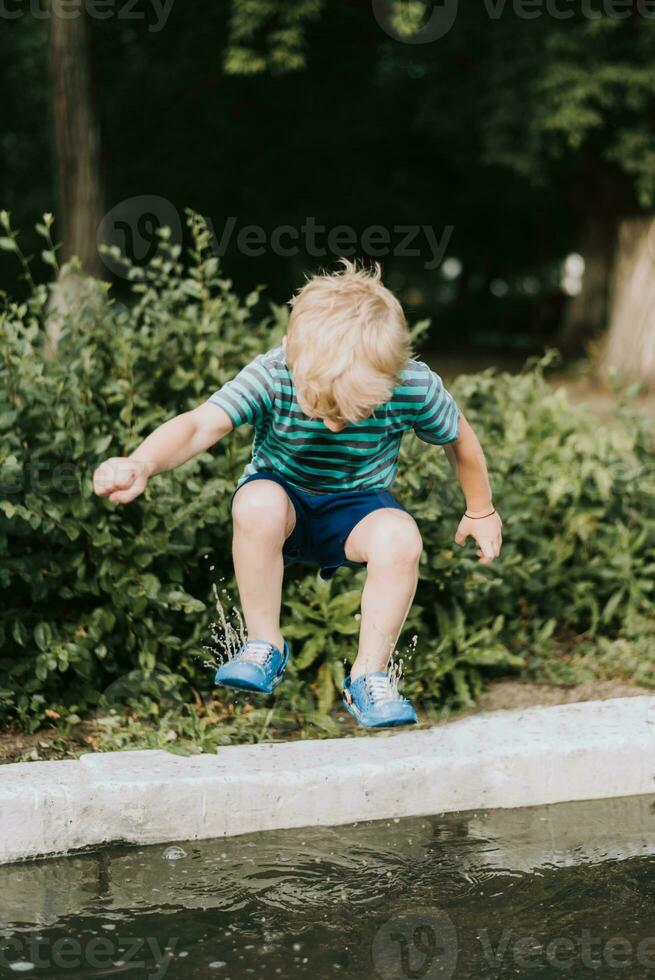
[[232, 470, 408, 580]]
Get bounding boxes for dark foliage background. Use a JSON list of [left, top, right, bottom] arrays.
[[5, 4, 654, 352]]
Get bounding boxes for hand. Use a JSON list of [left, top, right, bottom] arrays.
[[455, 510, 503, 564], [92, 456, 150, 504]]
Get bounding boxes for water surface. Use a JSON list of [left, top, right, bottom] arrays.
[[1, 795, 654, 979]]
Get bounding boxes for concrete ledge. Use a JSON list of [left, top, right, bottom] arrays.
[[1, 696, 654, 864]]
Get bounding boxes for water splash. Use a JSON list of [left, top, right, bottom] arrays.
[[387, 633, 418, 696], [203, 581, 246, 670], [387, 656, 402, 698]]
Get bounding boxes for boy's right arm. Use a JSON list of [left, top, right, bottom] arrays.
[[92, 403, 234, 504]]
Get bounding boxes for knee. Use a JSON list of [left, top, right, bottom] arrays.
[[368, 516, 423, 568], [232, 482, 290, 539]]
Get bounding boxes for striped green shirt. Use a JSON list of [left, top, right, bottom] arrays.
[[208, 346, 460, 492]]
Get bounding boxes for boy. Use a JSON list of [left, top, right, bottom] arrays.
[[93, 261, 502, 729]]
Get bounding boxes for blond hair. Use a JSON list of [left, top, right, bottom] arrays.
[[286, 259, 411, 423]]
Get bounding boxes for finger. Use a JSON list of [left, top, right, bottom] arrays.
[[481, 539, 496, 561], [94, 460, 135, 495], [109, 482, 144, 504], [93, 465, 115, 495], [93, 474, 111, 496], [111, 468, 137, 491], [475, 541, 495, 563], [454, 529, 469, 546]]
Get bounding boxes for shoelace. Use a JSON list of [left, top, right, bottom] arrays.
[[237, 640, 275, 666], [366, 674, 399, 702]]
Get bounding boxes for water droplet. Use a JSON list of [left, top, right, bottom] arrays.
[[163, 846, 187, 861], [208, 585, 246, 665]]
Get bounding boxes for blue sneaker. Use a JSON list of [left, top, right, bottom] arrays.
[[342, 672, 418, 729], [214, 639, 290, 694]]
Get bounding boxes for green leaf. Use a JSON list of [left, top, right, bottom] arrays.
[[333, 619, 360, 637], [94, 434, 113, 454], [315, 662, 335, 714], [12, 619, 27, 647], [451, 668, 474, 708], [328, 590, 362, 617], [295, 635, 325, 669], [331, 659, 345, 690], [34, 622, 53, 652], [602, 590, 624, 624], [461, 646, 524, 668], [281, 622, 316, 640]]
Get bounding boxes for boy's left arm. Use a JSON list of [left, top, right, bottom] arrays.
[[443, 414, 502, 564]]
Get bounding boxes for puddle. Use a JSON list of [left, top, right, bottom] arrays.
[[1, 795, 655, 977]]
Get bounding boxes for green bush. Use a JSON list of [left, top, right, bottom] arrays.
[[0, 211, 282, 729], [1, 211, 654, 735]]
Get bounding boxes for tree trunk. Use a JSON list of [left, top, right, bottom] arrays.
[[49, 3, 104, 278], [600, 215, 655, 387], [557, 215, 615, 353]]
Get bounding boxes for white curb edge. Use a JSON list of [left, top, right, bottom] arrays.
[[1, 696, 654, 865]]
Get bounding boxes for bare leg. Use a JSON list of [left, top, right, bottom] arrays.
[[344, 509, 423, 680], [231, 480, 296, 653]]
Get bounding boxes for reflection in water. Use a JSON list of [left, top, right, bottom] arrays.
[[0, 795, 654, 978]]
